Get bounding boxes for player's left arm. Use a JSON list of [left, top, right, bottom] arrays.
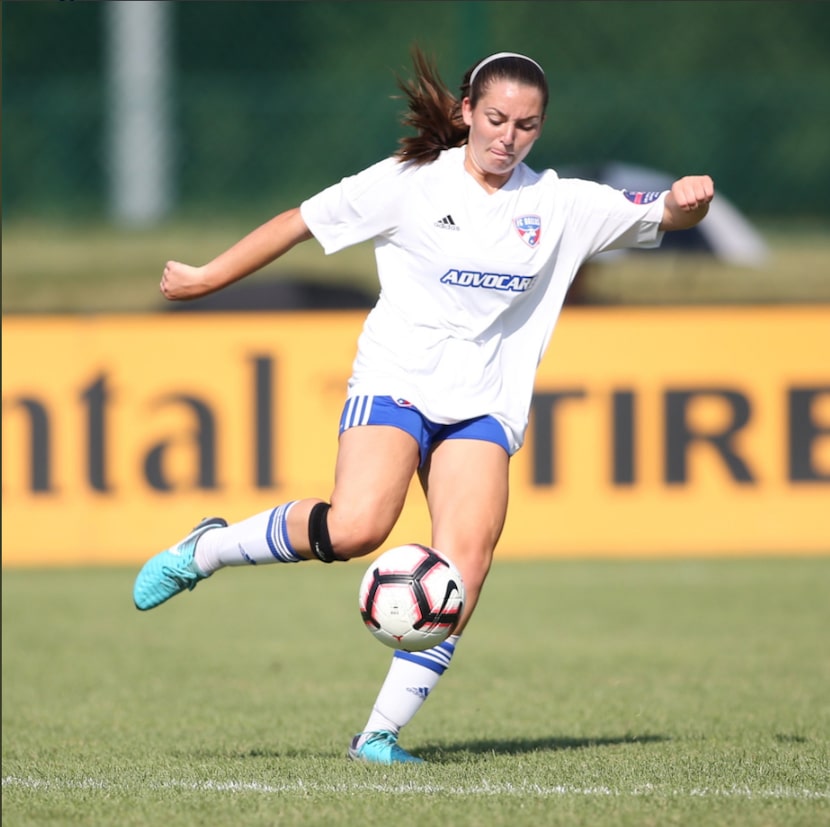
[[659, 175, 715, 232]]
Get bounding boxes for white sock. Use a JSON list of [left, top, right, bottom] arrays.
[[194, 502, 302, 573], [359, 635, 460, 743]]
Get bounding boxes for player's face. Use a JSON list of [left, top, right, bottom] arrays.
[[462, 79, 545, 191]]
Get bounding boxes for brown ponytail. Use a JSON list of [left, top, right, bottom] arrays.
[[393, 47, 468, 166]]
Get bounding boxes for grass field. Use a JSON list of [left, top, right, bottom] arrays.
[[3, 217, 830, 313], [2, 557, 828, 826]]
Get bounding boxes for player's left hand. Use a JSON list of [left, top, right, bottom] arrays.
[[670, 175, 715, 212], [661, 175, 715, 231]]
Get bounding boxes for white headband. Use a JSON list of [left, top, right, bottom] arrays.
[[469, 52, 545, 88]]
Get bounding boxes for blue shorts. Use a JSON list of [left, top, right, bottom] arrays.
[[339, 395, 510, 466]]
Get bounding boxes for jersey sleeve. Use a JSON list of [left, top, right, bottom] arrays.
[[299, 157, 408, 255], [559, 179, 666, 259]]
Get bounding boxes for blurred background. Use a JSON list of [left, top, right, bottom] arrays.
[[3, 0, 829, 312], [3, 2, 829, 565]]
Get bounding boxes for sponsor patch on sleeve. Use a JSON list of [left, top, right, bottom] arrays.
[[622, 189, 663, 205]]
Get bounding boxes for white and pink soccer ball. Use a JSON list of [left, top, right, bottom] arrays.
[[358, 544, 466, 652]]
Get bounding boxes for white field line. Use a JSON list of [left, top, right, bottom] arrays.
[[3, 775, 829, 800]]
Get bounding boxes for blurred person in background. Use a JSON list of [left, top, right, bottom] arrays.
[[133, 48, 713, 764]]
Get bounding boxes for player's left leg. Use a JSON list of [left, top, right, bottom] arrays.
[[420, 436, 510, 631], [350, 437, 509, 764]]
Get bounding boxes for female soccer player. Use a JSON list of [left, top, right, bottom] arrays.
[[133, 49, 714, 764]]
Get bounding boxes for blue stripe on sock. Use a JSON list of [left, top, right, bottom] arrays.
[[393, 638, 457, 675], [266, 502, 301, 562], [279, 510, 295, 557]]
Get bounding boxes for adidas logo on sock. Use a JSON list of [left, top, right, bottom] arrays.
[[434, 214, 460, 231], [406, 686, 431, 699]]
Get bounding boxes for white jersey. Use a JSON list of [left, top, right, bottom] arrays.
[[300, 145, 665, 453]]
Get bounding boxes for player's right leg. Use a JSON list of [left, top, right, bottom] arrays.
[[133, 423, 421, 611]]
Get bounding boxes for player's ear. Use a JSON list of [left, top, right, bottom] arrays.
[[461, 96, 474, 127]]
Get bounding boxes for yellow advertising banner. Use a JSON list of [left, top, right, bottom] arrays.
[[2, 307, 828, 566]]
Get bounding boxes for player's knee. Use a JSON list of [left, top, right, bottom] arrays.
[[307, 502, 389, 562], [331, 517, 390, 559], [440, 543, 494, 599]]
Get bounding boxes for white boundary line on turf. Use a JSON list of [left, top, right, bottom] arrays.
[[3, 776, 829, 800]]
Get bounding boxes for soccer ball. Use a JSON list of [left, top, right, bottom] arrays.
[[358, 544, 466, 652]]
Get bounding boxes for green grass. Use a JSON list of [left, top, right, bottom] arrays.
[[3, 217, 830, 313], [3, 557, 829, 826]]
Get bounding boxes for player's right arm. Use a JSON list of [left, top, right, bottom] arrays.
[[160, 207, 314, 301]]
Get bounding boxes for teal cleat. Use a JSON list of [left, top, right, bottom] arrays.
[[133, 517, 227, 611], [348, 731, 425, 765]]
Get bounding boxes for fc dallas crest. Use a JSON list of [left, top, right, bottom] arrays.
[[514, 214, 541, 247]]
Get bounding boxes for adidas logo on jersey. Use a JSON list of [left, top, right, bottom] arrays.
[[434, 214, 460, 231]]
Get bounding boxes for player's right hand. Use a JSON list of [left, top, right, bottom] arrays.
[[160, 260, 211, 300]]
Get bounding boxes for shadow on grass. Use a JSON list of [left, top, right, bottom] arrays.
[[419, 733, 670, 760], [218, 733, 669, 762]]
